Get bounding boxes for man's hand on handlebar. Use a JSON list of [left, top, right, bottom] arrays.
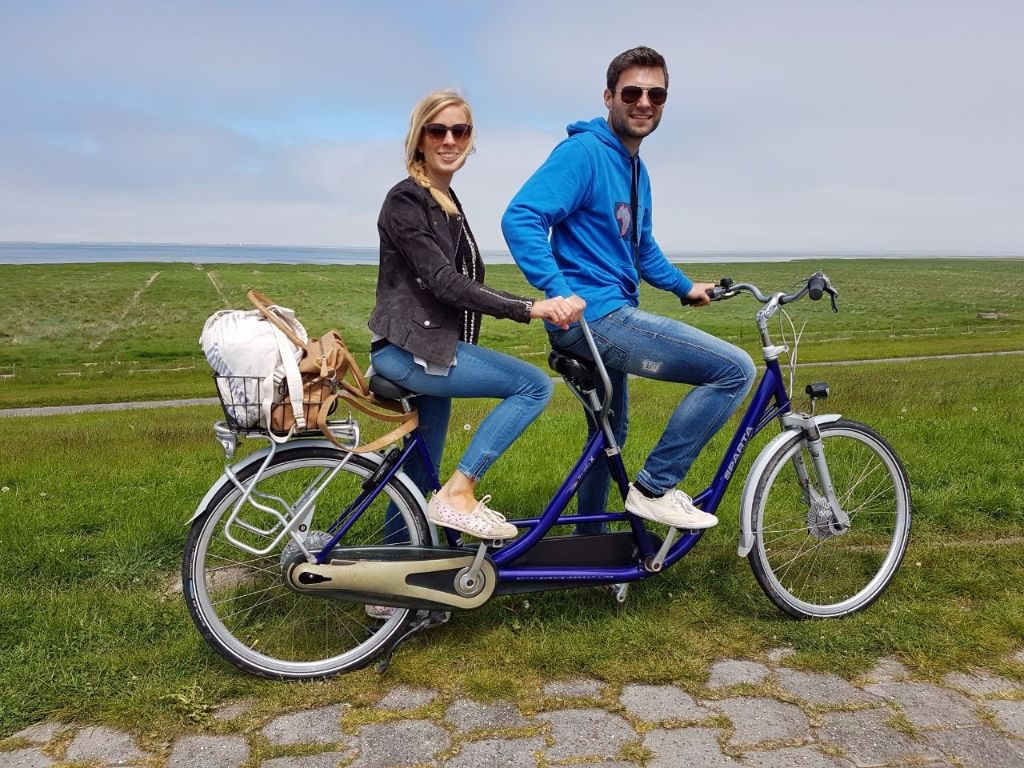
[[531, 295, 586, 329], [680, 282, 715, 307]]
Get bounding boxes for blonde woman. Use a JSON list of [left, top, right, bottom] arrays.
[[368, 90, 584, 540]]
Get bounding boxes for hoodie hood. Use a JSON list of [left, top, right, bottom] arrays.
[[567, 117, 631, 159]]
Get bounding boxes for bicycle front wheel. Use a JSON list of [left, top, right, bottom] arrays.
[[748, 419, 911, 619], [183, 446, 430, 679]]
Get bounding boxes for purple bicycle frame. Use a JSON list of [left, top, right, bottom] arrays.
[[317, 357, 792, 584], [491, 355, 794, 585]]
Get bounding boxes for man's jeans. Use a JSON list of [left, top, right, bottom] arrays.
[[550, 306, 756, 533]]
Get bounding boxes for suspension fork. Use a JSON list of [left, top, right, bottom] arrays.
[[778, 413, 850, 528]]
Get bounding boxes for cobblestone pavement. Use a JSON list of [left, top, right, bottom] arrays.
[[4, 650, 1024, 768]]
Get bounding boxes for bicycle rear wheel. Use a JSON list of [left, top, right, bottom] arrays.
[[748, 419, 911, 619], [183, 445, 430, 679]]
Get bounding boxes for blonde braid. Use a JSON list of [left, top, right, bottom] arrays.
[[409, 159, 459, 215]]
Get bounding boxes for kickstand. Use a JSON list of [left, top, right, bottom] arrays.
[[375, 610, 451, 675]]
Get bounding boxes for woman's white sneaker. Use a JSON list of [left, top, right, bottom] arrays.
[[427, 494, 518, 539], [625, 485, 718, 529], [364, 604, 397, 621]]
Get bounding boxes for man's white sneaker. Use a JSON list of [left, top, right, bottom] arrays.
[[427, 494, 518, 540], [625, 485, 719, 529]]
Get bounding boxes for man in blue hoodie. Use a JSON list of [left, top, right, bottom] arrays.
[[502, 46, 756, 533]]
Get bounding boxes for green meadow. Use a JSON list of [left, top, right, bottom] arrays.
[[1, 258, 1023, 739], [1, 258, 1022, 406]]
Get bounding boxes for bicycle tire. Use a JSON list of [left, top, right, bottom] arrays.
[[748, 419, 911, 619], [183, 445, 430, 679]]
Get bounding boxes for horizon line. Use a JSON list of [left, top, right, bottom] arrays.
[[1, 240, 1022, 258]]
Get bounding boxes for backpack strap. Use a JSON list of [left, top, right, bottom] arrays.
[[249, 289, 306, 348], [316, 390, 419, 454], [269, 323, 306, 431]]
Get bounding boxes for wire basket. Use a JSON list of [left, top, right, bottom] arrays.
[[213, 375, 267, 435], [213, 375, 339, 437]]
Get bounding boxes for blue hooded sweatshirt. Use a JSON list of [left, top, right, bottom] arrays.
[[502, 117, 692, 323]]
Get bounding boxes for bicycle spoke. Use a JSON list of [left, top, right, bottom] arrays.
[[217, 585, 291, 622], [773, 530, 819, 581], [789, 534, 827, 595], [209, 580, 282, 607], [205, 555, 280, 579]]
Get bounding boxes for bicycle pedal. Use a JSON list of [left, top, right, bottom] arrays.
[[458, 536, 505, 548], [425, 609, 451, 627], [454, 537, 504, 549]]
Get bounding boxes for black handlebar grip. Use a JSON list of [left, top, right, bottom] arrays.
[[808, 274, 826, 301]]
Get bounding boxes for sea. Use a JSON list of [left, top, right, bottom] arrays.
[[0, 241, 1018, 265]]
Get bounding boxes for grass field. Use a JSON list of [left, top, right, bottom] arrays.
[[1, 258, 1022, 407], [1, 258, 1023, 739]]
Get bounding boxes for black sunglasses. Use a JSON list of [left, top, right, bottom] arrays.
[[613, 86, 668, 106], [422, 123, 473, 142]]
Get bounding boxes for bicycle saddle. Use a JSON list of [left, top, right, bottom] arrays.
[[368, 374, 415, 401], [548, 349, 597, 389]]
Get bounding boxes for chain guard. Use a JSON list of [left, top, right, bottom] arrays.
[[285, 546, 496, 611]]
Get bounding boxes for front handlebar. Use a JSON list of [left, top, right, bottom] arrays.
[[582, 271, 839, 422], [694, 271, 839, 313]]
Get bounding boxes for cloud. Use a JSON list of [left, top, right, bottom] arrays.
[[1, 1, 1022, 251]]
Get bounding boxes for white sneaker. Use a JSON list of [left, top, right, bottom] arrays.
[[427, 494, 518, 540], [625, 485, 719, 529], [364, 604, 397, 621]]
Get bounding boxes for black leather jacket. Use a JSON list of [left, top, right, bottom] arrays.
[[369, 178, 534, 367]]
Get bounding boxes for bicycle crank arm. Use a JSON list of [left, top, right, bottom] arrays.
[[285, 546, 496, 611]]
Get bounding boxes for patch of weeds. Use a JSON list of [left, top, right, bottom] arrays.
[[975, 704, 1007, 735], [0, 736, 30, 752], [884, 709, 920, 740], [340, 694, 448, 732], [159, 682, 213, 725], [817, 741, 848, 758], [620, 739, 653, 765]]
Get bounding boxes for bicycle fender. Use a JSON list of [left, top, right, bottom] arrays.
[[736, 414, 842, 557], [186, 440, 437, 545]]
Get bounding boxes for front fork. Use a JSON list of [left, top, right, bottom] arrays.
[[779, 413, 850, 529]]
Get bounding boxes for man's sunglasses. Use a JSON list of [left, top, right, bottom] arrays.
[[422, 123, 473, 142], [613, 86, 668, 106]]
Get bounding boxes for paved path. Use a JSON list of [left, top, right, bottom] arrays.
[[0, 397, 220, 418], [5, 650, 1024, 767]]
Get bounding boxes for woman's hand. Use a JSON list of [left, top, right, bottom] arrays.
[[531, 295, 586, 329]]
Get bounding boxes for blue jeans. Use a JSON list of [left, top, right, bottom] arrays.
[[370, 340, 554, 486], [550, 306, 756, 533]]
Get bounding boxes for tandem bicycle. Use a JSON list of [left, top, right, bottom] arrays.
[[182, 271, 911, 679]]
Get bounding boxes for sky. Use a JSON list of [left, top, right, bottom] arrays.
[[1, 1, 1022, 253]]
